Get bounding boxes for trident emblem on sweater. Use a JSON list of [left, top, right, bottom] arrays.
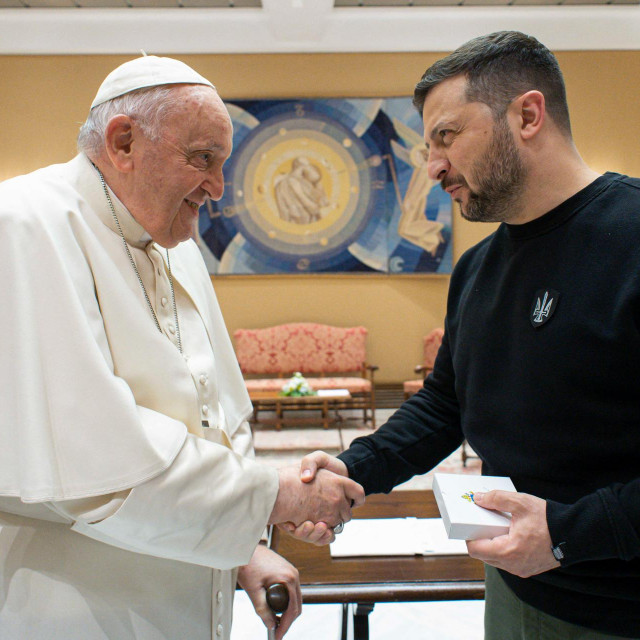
[[530, 289, 559, 328]]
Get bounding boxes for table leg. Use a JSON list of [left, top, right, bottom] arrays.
[[340, 603, 349, 640], [276, 400, 282, 431], [323, 400, 329, 430], [353, 603, 375, 640]]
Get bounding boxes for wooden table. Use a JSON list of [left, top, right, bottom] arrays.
[[270, 490, 484, 639], [249, 390, 352, 430]]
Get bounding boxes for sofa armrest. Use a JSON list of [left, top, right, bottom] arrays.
[[364, 364, 379, 383], [415, 364, 434, 377]]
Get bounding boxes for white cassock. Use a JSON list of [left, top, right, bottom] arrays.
[[0, 154, 279, 640]]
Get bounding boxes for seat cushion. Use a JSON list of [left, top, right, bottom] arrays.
[[403, 379, 424, 395], [245, 379, 290, 393]]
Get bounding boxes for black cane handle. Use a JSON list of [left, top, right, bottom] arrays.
[[266, 582, 289, 615]]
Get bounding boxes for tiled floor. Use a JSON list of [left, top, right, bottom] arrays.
[[231, 407, 485, 639]]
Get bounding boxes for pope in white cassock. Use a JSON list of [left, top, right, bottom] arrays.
[[0, 56, 364, 640]]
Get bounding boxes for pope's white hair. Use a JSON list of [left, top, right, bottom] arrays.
[[77, 85, 187, 156]]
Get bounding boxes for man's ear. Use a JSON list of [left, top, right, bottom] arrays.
[[512, 90, 545, 141], [104, 115, 136, 172]]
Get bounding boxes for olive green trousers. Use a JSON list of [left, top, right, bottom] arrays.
[[484, 565, 638, 640]]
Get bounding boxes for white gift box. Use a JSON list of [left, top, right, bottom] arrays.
[[432, 473, 517, 540]]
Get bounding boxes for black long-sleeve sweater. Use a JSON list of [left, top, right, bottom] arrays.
[[339, 173, 640, 637]]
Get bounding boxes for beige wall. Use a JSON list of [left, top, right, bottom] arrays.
[[2, 51, 639, 382]]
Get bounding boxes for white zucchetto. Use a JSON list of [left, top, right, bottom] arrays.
[[91, 55, 215, 109]]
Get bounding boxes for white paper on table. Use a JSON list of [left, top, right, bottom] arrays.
[[316, 389, 350, 397], [329, 518, 468, 557]]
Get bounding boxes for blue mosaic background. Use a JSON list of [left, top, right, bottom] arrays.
[[197, 97, 452, 275]]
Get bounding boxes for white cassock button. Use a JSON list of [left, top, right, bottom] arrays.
[[199, 374, 208, 386], [216, 624, 223, 637], [202, 405, 209, 415], [168, 323, 175, 335], [161, 297, 168, 307], [217, 590, 223, 604]]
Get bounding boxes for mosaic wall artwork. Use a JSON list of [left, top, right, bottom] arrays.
[[197, 98, 453, 275]]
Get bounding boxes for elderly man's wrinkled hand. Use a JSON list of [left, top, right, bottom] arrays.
[[237, 545, 301, 640], [277, 519, 336, 546]]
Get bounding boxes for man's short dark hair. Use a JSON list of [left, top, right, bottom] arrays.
[[413, 31, 571, 136]]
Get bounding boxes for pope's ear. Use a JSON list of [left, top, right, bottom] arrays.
[[513, 90, 545, 141], [104, 115, 136, 173]]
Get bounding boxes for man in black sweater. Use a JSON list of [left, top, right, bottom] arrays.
[[288, 31, 640, 638]]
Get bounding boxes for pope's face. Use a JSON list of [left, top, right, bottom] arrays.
[[129, 85, 232, 248]]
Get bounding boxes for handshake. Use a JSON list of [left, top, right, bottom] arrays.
[[268, 452, 363, 546]]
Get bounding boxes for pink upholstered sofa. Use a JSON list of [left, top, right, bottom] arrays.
[[233, 322, 377, 428]]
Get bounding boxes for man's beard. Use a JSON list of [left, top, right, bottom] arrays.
[[450, 117, 527, 223]]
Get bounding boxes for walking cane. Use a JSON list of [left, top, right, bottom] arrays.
[[266, 582, 289, 640]]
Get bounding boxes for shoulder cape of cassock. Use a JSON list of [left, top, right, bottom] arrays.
[[0, 154, 253, 502]]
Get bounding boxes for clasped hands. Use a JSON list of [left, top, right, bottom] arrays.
[[276, 450, 561, 578], [269, 454, 362, 546]]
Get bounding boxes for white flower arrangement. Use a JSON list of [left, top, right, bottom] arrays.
[[280, 372, 316, 397]]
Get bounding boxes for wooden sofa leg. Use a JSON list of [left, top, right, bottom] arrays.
[[362, 403, 376, 429]]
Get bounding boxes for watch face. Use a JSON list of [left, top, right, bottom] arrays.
[[198, 98, 452, 275]]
